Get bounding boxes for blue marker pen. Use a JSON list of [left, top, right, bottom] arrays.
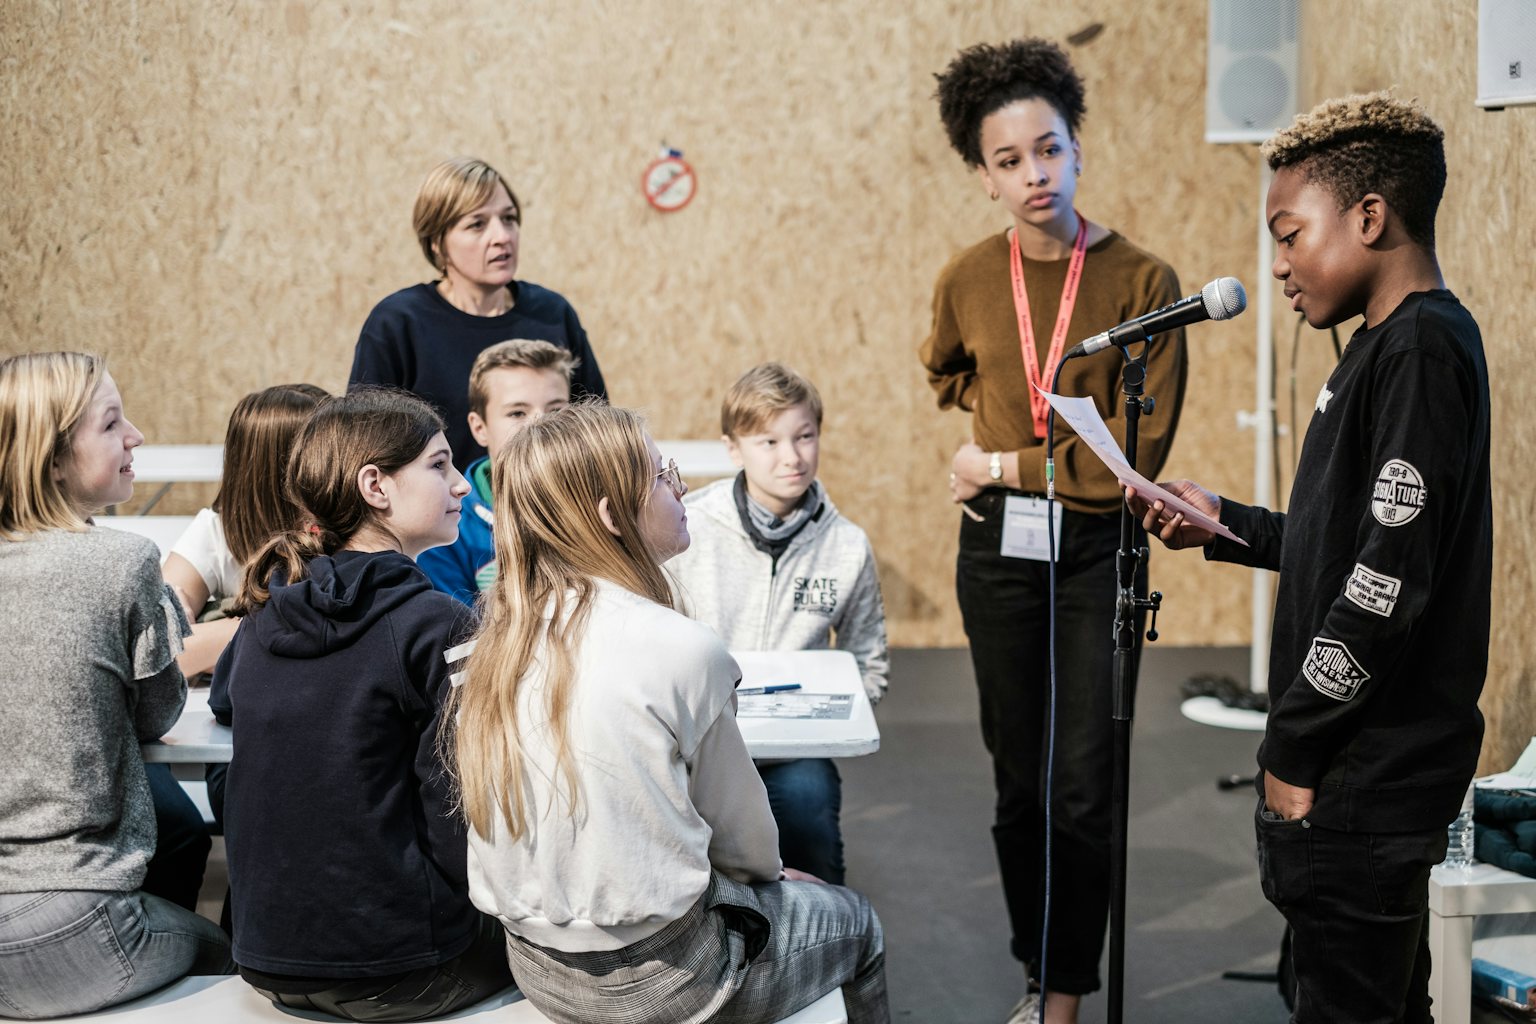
[[736, 684, 802, 696]]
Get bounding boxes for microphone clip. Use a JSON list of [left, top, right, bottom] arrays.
[[1106, 322, 1151, 350]]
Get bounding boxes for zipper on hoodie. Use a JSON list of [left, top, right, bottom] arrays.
[[761, 552, 782, 650]]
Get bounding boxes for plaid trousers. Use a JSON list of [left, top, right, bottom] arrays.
[[504, 872, 888, 1024]]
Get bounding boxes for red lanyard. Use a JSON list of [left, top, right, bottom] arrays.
[[1010, 215, 1088, 439]]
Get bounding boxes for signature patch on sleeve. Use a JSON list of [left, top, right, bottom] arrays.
[[1344, 563, 1401, 617], [1371, 459, 1426, 527], [1302, 638, 1370, 702]]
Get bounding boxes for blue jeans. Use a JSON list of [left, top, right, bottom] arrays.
[[757, 759, 844, 885], [0, 889, 233, 1018]]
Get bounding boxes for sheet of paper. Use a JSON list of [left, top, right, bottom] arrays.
[[1034, 386, 1248, 547], [736, 693, 854, 720]]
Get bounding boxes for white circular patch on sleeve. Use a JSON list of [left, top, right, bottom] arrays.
[[1371, 459, 1426, 527]]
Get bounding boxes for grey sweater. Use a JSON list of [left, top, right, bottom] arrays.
[[0, 527, 189, 893]]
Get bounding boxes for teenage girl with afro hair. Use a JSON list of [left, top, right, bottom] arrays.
[[919, 38, 1189, 1024]]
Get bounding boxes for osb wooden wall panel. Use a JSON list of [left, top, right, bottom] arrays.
[[10, 0, 1524, 771], [1, 0, 1261, 651], [1295, 0, 1535, 772]]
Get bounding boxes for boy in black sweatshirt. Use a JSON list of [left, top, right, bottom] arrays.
[[1127, 93, 1491, 1023]]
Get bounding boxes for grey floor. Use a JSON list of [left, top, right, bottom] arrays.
[[838, 647, 1511, 1024], [196, 645, 1506, 1023], [838, 645, 1292, 1024]]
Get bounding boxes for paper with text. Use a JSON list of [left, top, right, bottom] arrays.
[[1034, 386, 1247, 547]]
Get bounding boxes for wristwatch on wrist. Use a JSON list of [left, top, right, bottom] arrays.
[[988, 451, 1004, 484]]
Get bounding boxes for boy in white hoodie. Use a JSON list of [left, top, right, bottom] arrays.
[[669, 363, 889, 884]]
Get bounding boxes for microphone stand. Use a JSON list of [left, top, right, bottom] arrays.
[[1106, 325, 1162, 1024]]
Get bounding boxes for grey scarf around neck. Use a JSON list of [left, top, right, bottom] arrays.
[[730, 472, 825, 562]]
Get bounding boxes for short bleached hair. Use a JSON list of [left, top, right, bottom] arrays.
[[1262, 91, 1446, 247]]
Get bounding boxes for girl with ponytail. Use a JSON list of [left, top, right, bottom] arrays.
[[212, 389, 513, 1021], [444, 403, 889, 1024]]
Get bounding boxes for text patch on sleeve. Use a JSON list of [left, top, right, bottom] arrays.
[[1344, 563, 1401, 618]]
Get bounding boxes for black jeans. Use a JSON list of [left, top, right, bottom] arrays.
[[143, 763, 213, 912], [247, 914, 514, 1022], [1256, 799, 1447, 1024], [955, 494, 1136, 996]]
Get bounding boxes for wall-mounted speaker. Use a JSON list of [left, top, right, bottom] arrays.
[[1478, 0, 1536, 109], [1206, 0, 1300, 144]]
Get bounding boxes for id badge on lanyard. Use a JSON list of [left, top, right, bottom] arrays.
[[1001, 495, 1064, 561], [999, 216, 1086, 560], [1010, 215, 1087, 440]]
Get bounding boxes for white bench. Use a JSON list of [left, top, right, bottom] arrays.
[[128, 441, 736, 487], [95, 514, 195, 556], [66, 975, 849, 1022]]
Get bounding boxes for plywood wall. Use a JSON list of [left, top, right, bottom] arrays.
[[3, 0, 1529, 767]]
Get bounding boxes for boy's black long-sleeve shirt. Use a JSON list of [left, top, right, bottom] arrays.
[[1207, 290, 1491, 833]]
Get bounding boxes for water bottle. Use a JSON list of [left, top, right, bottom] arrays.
[[1442, 782, 1476, 869]]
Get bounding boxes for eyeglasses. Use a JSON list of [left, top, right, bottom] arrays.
[[655, 458, 685, 496]]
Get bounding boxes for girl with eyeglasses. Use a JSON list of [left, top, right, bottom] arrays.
[[444, 403, 889, 1024]]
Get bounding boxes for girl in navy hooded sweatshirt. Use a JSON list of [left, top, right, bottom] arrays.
[[211, 390, 513, 1021]]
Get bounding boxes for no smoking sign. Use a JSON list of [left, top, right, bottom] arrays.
[[642, 150, 696, 212]]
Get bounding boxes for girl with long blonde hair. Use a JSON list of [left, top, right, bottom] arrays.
[[447, 403, 889, 1024], [0, 352, 232, 1018]]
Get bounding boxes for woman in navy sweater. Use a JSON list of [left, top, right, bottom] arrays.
[[348, 156, 606, 471]]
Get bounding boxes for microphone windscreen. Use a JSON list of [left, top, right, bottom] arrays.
[[1201, 277, 1248, 321]]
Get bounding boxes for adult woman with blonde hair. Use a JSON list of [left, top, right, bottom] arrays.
[[0, 352, 232, 1018], [446, 403, 888, 1024], [349, 156, 606, 471]]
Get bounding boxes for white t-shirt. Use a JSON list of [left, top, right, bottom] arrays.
[[167, 508, 241, 600]]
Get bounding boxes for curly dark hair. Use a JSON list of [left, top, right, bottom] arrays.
[[934, 38, 1087, 168], [1262, 91, 1446, 247]]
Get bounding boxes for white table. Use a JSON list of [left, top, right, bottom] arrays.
[[661, 438, 737, 478], [131, 444, 224, 482], [732, 650, 879, 759], [129, 440, 734, 484], [145, 651, 878, 764], [1428, 861, 1536, 1023], [95, 515, 195, 556], [142, 690, 230, 763]]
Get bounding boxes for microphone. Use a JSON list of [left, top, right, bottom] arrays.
[[1066, 277, 1247, 358]]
